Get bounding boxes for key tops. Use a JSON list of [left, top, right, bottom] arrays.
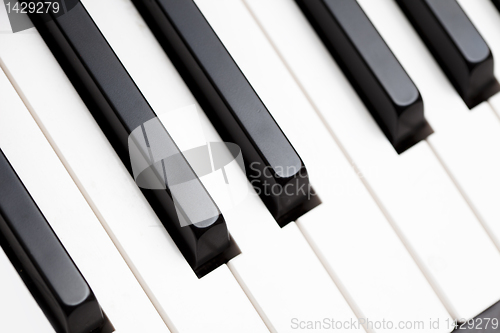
[[23, 0, 232, 275], [296, 0, 432, 153], [133, 0, 320, 226], [397, 0, 500, 108], [0, 149, 104, 333]]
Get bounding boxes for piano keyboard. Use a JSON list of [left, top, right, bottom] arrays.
[[1, 0, 500, 332]]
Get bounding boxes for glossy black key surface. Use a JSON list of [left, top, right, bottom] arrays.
[[132, 0, 320, 227], [296, 0, 432, 154], [0, 149, 104, 333], [23, 0, 233, 276], [397, 0, 500, 109]]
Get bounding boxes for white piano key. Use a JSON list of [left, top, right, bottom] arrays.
[[173, 110, 363, 333], [490, 93, 500, 119], [0, 2, 268, 333], [0, 247, 55, 333], [160, 104, 357, 333], [227, 210, 364, 333], [358, 0, 500, 280], [455, 0, 500, 81], [159, 104, 362, 332], [201, 1, 452, 332], [0, 0, 12, 33], [94, 0, 362, 330], [238, 0, 500, 321], [0, 59, 169, 333]]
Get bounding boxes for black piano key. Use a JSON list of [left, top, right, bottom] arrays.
[[451, 299, 500, 332], [397, 0, 500, 109], [494, 0, 500, 12], [23, 0, 233, 275], [132, 0, 321, 227], [295, 0, 432, 154], [0, 149, 104, 333]]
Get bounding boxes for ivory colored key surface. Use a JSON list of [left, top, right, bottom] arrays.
[[0, 1, 12, 33], [239, 0, 500, 321], [449, 300, 500, 332], [0, 247, 55, 333], [0, 54, 169, 332], [75, 0, 362, 331], [156, 105, 362, 333], [131, 0, 319, 227], [0, 2, 268, 333], [24, 0, 231, 274], [490, 94, 500, 119], [169, 103, 365, 333], [200, 0, 452, 332], [358, 0, 500, 285]]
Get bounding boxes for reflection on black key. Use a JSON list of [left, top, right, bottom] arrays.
[[23, 0, 233, 276], [0, 149, 104, 333], [451, 299, 500, 332], [132, 0, 320, 227], [296, 0, 432, 154], [397, 0, 500, 109]]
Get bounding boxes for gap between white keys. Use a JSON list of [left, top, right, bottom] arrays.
[[244, 0, 500, 322]]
